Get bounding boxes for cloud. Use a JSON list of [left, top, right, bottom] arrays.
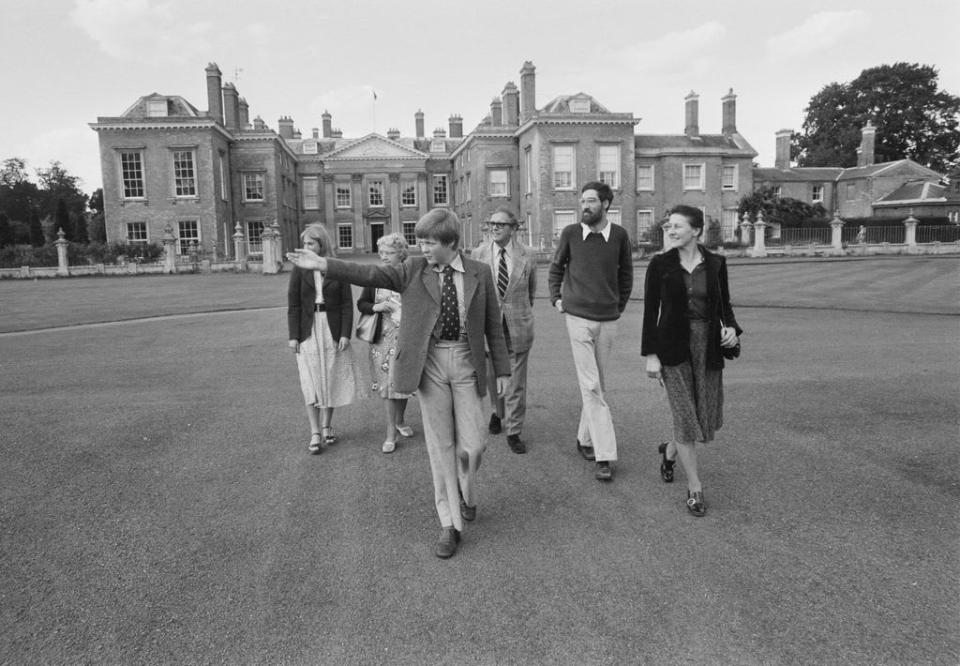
[[602, 22, 728, 78], [70, 0, 214, 65], [766, 11, 868, 60], [13, 127, 103, 191]]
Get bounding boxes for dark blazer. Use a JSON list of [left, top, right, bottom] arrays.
[[641, 246, 742, 369], [325, 254, 511, 397], [287, 266, 354, 343]]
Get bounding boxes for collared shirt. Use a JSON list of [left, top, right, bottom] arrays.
[[682, 261, 709, 321], [432, 253, 467, 341], [313, 270, 325, 303], [580, 220, 611, 242], [488, 241, 512, 282]]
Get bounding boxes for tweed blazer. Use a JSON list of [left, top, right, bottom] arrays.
[[324, 254, 511, 397], [640, 245, 742, 370], [472, 239, 537, 354], [287, 266, 354, 343]]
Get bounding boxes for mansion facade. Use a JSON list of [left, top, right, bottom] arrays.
[[90, 62, 953, 259]]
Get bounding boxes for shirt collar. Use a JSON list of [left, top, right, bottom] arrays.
[[434, 253, 465, 273], [493, 240, 512, 257], [581, 221, 611, 241]]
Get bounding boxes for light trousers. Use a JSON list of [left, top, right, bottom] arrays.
[[486, 322, 531, 436], [418, 341, 486, 531], [564, 314, 618, 462]]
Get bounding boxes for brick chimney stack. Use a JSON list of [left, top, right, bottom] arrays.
[[448, 115, 463, 138], [222, 83, 241, 131], [721, 89, 737, 135], [502, 82, 519, 127], [277, 116, 295, 139], [684, 91, 699, 138], [415, 110, 425, 139], [775, 129, 793, 169], [520, 61, 536, 121], [205, 63, 223, 125], [322, 111, 332, 138], [239, 97, 249, 129], [857, 120, 876, 167], [491, 97, 503, 126], [387, 128, 400, 140]]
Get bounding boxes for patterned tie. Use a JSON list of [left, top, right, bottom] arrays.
[[438, 265, 460, 340], [497, 247, 509, 300]]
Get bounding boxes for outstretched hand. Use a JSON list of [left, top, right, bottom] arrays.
[[286, 248, 326, 271]]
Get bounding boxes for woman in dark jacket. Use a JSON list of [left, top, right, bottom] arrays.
[[288, 224, 364, 454], [641, 205, 742, 516]]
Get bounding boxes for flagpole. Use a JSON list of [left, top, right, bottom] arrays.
[[371, 88, 377, 134]]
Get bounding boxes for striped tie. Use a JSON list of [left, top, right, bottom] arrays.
[[497, 247, 508, 299]]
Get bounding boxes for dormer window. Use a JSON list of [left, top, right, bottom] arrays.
[[147, 99, 168, 117], [430, 140, 446, 153], [569, 98, 590, 113], [303, 141, 318, 155]]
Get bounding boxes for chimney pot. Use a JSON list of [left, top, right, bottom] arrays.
[[775, 129, 793, 169], [415, 110, 425, 139], [684, 91, 699, 138], [721, 88, 737, 135]]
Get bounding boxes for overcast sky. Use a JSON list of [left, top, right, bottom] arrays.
[[2, 0, 957, 195]]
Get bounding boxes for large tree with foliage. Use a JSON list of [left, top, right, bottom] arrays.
[[738, 186, 828, 228], [0, 158, 41, 230], [88, 188, 106, 243], [793, 63, 960, 172]]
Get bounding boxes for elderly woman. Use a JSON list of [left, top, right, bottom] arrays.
[[641, 205, 742, 516], [287, 224, 364, 453], [357, 233, 416, 453]]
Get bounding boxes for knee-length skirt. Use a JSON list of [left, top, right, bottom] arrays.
[[295, 314, 364, 408], [661, 319, 723, 443]]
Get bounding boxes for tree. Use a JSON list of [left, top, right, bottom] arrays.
[[88, 188, 106, 243], [738, 187, 828, 228], [0, 157, 41, 231], [37, 161, 88, 224], [0, 212, 12, 247], [793, 63, 960, 172], [29, 211, 44, 247], [55, 199, 72, 241]]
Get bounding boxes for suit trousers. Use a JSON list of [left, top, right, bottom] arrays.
[[419, 340, 486, 531], [486, 320, 530, 436], [564, 314, 618, 462]]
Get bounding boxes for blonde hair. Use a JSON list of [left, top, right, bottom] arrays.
[[299, 223, 336, 257], [377, 232, 409, 260]]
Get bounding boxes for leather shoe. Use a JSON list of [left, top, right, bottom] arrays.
[[434, 526, 461, 558], [595, 461, 612, 481], [658, 442, 675, 483], [506, 434, 526, 454], [576, 440, 595, 461], [686, 490, 706, 517], [460, 498, 476, 521], [488, 413, 502, 434]]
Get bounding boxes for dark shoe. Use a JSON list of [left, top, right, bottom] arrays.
[[576, 440, 595, 461], [460, 498, 477, 522], [506, 434, 526, 454], [595, 461, 613, 481], [686, 490, 706, 517], [488, 413, 502, 434], [434, 526, 461, 559], [658, 442, 675, 483]]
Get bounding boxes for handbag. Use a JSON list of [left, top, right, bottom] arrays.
[[356, 311, 382, 344], [716, 275, 740, 360]]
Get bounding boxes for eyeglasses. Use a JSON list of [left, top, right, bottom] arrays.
[[487, 222, 511, 229]]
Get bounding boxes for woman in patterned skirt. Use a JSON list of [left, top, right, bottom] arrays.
[[357, 233, 416, 453], [641, 205, 742, 516], [287, 224, 364, 454]]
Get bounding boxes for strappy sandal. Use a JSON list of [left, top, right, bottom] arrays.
[[658, 442, 675, 483], [322, 426, 337, 446], [381, 440, 396, 454], [686, 490, 706, 517], [308, 433, 322, 455]]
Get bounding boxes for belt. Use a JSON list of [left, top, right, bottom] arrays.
[[313, 303, 326, 312]]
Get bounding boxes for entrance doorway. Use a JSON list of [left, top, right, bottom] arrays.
[[370, 222, 385, 252]]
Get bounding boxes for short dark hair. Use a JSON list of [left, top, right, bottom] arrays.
[[581, 181, 614, 209], [415, 208, 460, 248], [668, 205, 705, 235]]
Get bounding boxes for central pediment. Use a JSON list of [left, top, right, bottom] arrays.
[[324, 133, 428, 160]]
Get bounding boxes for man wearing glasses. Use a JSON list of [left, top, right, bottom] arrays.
[[548, 182, 633, 481], [473, 207, 537, 454]]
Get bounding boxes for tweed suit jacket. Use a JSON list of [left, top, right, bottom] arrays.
[[287, 266, 354, 343], [472, 239, 536, 354], [324, 254, 511, 397]]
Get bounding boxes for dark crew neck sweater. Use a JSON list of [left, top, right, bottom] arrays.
[[547, 223, 633, 321]]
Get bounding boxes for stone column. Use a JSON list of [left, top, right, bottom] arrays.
[[739, 211, 752, 246], [323, 175, 335, 227], [261, 223, 277, 274], [749, 211, 767, 258], [352, 175, 364, 252], [162, 225, 177, 274], [270, 219, 283, 268], [55, 228, 69, 276], [418, 175, 428, 216], [233, 221, 246, 271], [830, 211, 845, 252], [389, 174, 401, 234], [903, 215, 918, 247]]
